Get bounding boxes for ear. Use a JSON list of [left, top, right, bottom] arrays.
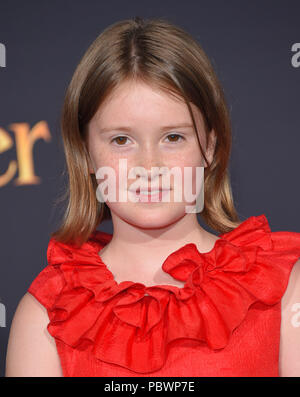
[[204, 129, 217, 167]]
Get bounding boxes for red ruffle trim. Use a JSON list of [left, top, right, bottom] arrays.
[[28, 214, 300, 373]]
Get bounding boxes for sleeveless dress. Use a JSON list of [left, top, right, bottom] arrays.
[[27, 214, 300, 377]]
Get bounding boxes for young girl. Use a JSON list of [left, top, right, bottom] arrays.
[[5, 16, 300, 377]]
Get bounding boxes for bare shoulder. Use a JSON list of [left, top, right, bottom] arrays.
[[5, 292, 63, 377], [279, 258, 300, 377]]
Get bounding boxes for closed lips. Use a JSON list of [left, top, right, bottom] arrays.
[[131, 188, 171, 193]]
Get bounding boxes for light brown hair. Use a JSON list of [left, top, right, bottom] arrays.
[[52, 16, 242, 246]]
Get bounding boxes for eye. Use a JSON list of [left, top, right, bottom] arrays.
[[165, 133, 184, 143], [110, 133, 185, 146], [111, 136, 130, 146]]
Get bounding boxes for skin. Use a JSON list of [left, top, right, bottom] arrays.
[[5, 79, 300, 377], [86, 79, 219, 287]]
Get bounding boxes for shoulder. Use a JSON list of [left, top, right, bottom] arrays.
[[5, 292, 63, 377], [279, 258, 300, 377]]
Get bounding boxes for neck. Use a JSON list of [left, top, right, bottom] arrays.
[[99, 212, 218, 273]]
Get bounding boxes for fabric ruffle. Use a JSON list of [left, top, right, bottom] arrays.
[[28, 214, 300, 373]]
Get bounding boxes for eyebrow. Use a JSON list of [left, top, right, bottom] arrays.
[[98, 123, 194, 133]]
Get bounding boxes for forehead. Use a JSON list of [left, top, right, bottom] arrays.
[[91, 80, 204, 128]]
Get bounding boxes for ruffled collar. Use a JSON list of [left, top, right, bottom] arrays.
[[45, 214, 300, 373]]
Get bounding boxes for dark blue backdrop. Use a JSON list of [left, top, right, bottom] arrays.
[[0, 0, 299, 377]]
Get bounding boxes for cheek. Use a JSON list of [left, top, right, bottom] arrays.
[[95, 157, 137, 199], [91, 150, 119, 190], [177, 166, 203, 197], [168, 152, 202, 180], [180, 149, 204, 191]]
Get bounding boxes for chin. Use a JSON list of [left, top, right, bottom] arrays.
[[109, 204, 186, 229]]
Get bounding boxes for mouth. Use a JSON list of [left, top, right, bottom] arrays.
[[130, 188, 171, 195], [128, 187, 172, 202]]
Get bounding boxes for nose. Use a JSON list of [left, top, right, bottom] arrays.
[[141, 143, 161, 167], [135, 145, 164, 183]]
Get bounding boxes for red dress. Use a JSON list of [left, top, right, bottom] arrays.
[[27, 214, 300, 377]]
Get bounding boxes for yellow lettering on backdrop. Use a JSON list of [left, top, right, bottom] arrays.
[[0, 121, 51, 186], [0, 127, 17, 186]]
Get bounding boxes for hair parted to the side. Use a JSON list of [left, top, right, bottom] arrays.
[[51, 16, 242, 246]]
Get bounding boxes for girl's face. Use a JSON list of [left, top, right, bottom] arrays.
[[87, 80, 215, 229]]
